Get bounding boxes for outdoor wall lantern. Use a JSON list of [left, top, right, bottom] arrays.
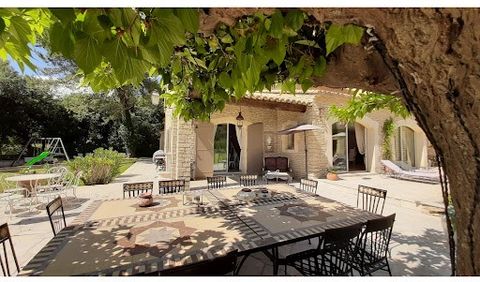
[[236, 109, 244, 128]]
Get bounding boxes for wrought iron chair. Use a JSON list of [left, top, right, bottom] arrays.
[[123, 182, 154, 199], [46, 196, 67, 236], [207, 176, 227, 189], [299, 179, 318, 194], [355, 213, 396, 276], [239, 175, 258, 187], [357, 185, 387, 214], [158, 179, 185, 194], [283, 222, 364, 276], [0, 223, 20, 276], [159, 250, 238, 276]]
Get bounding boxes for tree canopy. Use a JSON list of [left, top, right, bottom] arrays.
[[329, 89, 410, 123], [0, 8, 365, 120]]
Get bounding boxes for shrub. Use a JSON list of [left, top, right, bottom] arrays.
[[68, 148, 125, 185]]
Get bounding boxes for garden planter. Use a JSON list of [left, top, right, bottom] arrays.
[[138, 192, 153, 207], [326, 172, 339, 181]]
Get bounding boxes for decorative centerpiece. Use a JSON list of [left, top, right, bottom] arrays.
[[255, 188, 271, 199], [138, 192, 153, 207], [236, 188, 256, 202]]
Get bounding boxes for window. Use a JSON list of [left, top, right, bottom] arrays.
[[287, 134, 295, 150], [394, 126, 415, 167]]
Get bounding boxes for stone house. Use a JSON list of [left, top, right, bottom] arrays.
[[161, 87, 431, 180]]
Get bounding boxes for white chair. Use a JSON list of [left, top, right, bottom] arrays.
[[34, 166, 69, 195], [0, 188, 33, 220], [62, 171, 82, 199]]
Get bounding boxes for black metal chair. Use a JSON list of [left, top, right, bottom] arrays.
[[299, 179, 318, 194], [0, 223, 20, 276], [283, 222, 364, 276], [357, 185, 387, 214], [355, 213, 396, 276], [154, 250, 238, 276], [46, 196, 67, 236], [207, 176, 227, 189], [123, 182, 154, 199], [158, 179, 185, 194], [239, 175, 257, 187]]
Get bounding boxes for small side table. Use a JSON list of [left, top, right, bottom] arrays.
[[183, 190, 204, 206]]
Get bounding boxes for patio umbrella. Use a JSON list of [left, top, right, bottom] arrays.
[[278, 124, 321, 178]]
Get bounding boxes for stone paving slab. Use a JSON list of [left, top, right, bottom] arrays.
[[1, 160, 451, 276]]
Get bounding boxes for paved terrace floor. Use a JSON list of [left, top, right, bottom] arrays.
[[1, 159, 451, 276]]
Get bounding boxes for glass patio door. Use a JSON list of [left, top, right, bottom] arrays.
[[213, 124, 228, 172], [332, 122, 348, 171]]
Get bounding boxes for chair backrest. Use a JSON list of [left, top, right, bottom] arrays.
[[276, 157, 289, 172], [159, 250, 238, 276], [320, 222, 364, 276], [47, 166, 69, 185], [264, 157, 277, 171], [359, 214, 396, 266], [357, 185, 387, 215], [300, 179, 318, 194], [46, 196, 67, 236], [0, 223, 20, 276], [207, 176, 226, 189], [123, 182, 154, 199], [239, 175, 257, 187], [158, 179, 185, 194]]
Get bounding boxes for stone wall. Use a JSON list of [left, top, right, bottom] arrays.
[[163, 91, 430, 179]]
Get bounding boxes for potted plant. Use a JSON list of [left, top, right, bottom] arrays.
[[326, 167, 339, 181]]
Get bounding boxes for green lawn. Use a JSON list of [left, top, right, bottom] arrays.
[[117, 158, 137, 176]]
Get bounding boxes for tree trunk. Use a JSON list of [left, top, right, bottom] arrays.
[[200, 8, 480, 274], [116, 86, 136, 157]]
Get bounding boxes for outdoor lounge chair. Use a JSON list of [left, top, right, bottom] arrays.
[[380, 160, 440, 184]]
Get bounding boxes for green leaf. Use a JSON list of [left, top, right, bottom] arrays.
[[74, 35, 102, 74], [218, 71, 232, 89], [281, 78, 296, 94], [343, 24, 364, 44], [194, 58, 207, 69], [313, 56, 326, 77], [295, 39, 320, 48], [9, 16, 32, 44], [97, 14, 114, 30], [49, 22, 74, 58], [0, 17, 5, 34], [152, 9, 185, 45], [49, 8, 76, 26], [269, 12, 284, 39], [325, 24, 364, 55], [301, 79, 313, 93], [220, 34, 233, 44], [174, 9, 199, 34], [264, 37, 286, 65], [285, 11, 304, 31]]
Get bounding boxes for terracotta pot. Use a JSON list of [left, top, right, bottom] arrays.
[[326, 172, 339, 181], [138, 192, 153, 207]]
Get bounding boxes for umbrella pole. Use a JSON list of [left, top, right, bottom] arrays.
[[304, 131, 308, 179]]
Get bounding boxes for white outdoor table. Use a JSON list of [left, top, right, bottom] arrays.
[[5, 173, 61, 194], [263, 171, 292, 183]]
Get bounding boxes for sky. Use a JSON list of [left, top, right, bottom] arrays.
[[8, 45, 51, 77]]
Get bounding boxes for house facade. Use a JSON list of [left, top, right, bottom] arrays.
[[161, 87, 431, 180]]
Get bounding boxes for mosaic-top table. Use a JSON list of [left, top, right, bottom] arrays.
[[20, 184, 381, 276]]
